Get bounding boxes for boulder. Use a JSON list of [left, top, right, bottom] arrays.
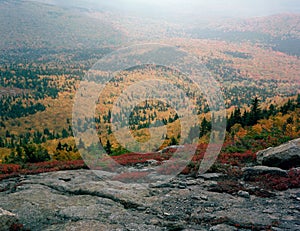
[[242, 166, 288, 180], [256, 138, 300, 169], [237, 190, 250, 198]]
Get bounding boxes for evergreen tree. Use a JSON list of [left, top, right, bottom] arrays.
[[108, 109, 112, 123], [268, 104, 277, 117], [233, 108, 242, 125], [56, 142, 63, 151], [44, 128, 50, 135], [248, 97, 261, 126], [15, 145, 23, 163], [105, 140, 112, 155], [0, 137, 4, 147], [200, 117, 212, 137], [170, 136, 178, 145], [62, 128, 69, 138], [107, 126, 112, 135], [242, 111, 250, 127], [78, 138, 85, 149], [23, 144, 50, 163], [280, 99, 295, 115], [226, 111, 234, 131]]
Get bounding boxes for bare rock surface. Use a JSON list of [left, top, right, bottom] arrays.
[[0, 208, 20, 231], [256, 138, 300, 169], [0, 169, 299, 230]]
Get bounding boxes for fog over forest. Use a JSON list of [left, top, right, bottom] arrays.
[[34, 0, 300, 18]]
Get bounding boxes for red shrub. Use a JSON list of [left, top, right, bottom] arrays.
[[9, 223, 24, 231], [218, 150, 256, 166], [0, 164, 21, 174], [181, 166, 192, 175], [110, 152, 171, 166], [252, 168, 300, 191], [0, 160, 87, 181]]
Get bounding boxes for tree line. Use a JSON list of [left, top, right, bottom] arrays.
[[227, 95, 300, 132]]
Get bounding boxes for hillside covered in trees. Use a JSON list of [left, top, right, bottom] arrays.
[[0, 0, 299, 176]]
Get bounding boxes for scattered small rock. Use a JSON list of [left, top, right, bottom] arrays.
[[237, 190, 250, 198], [200, 195, 208, 201], [146, 159, 159, 166], [136, 206, 147, 211], [191, 195, 202, 200], [191, 194, 208, 201], [178, 182, 187, 189], [209, 224, 237, 231], [204, 181, 218, 187], [186, 180, 198, 186], [271, 227, 285, 231], [58, 177, 72, 182], [198, 173, 224, 180]]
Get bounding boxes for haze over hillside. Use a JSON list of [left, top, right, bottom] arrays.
[[1, 0, 300, 56], [34, 0, 300, 18], [0, 0, 126, 49]]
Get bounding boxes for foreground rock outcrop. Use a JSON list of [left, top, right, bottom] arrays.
[[0, 169, 299, 231], [257, 138, 300, 169]]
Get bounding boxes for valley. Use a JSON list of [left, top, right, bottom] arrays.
[[0, 1, 300, 230]]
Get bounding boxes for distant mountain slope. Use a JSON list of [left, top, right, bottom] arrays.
[[188, 13, 300, 57], [0, 0, 126, 49], [208, 14, 300, 39], [3, 1, 299, 56]]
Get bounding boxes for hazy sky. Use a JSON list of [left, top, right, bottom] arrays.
[[34, 0, 300, 18]]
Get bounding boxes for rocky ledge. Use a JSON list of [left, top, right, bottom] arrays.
[[0, 168, 299, 231], [1, 138, 300, 231]]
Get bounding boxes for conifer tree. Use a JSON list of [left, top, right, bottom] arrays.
[[248, 97, 261, 126], [105, 140, 112, 154]]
